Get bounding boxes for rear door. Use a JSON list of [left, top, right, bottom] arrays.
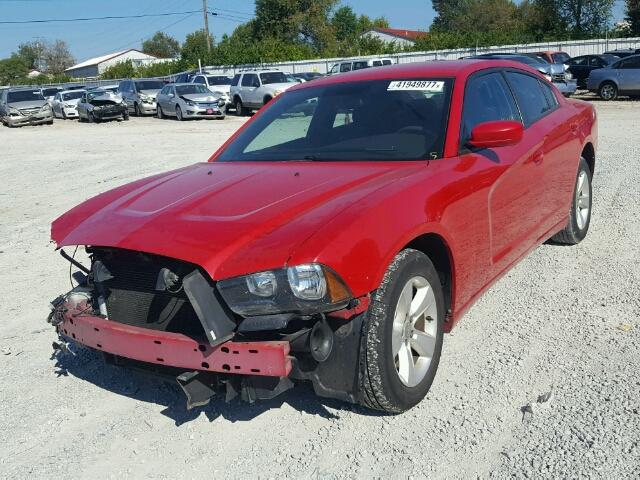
[[504, 71, 578, 236], [241, 74, 259, 106], [617, 56, 640, 93], [459, 70, 539, 272]]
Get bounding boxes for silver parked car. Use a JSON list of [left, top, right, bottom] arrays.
[[0, 87, 53, 127], [118, 78, 165, 116], [77, 89, 129, 122], [156, 83, 226, 121], [587, 54, 640, 100], [51, 89, 85, 119]]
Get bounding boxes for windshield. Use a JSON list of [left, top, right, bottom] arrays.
[[176, 84, 209, 95], [217, 79, 453, 162], [7, 89, 44, 103], [260, 72, 288, 84], [551, 52, 570, 63], [62, 91, 84, 100], [207, 76, 231, 85], [42, 88, 60, 97], [135, 80, 164, 91]]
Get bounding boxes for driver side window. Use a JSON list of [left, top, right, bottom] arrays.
[[460, 72, 521, 147]]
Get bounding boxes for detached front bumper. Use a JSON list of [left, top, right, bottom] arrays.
[[93, 104, 127, 120], [62, 107, 79, 117], [57, 308, 292, 378], [554, 80, 577, 97]]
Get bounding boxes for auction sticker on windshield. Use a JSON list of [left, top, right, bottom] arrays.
[[387, 80, 445, 92]]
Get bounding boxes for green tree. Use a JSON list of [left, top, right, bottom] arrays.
[[180, 29, 214, 66], [16, 41, 45, 70], [559, 0, 615, 36], [625, 0, 640, 35], [0, 55, 29, 84], [431, 0, 466, 31], [101, 60, 136, 79], [332, 6, 359, 42], [253, 0, 339, 53], [142, 32, 181, 58]]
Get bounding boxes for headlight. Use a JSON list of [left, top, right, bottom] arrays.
[[217, 263, 352, 316], [9, 107, 20, 115], [564, 72, 573, 80], [64, 103, 74, 108], [41, 104, 51, 111], [544, 74, 553, 82], [218, 99, 226, 107], [273, 90, 282, 96], [186, 100, 196, 106]]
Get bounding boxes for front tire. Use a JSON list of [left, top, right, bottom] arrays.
[[157, 106, 164, 119], [234, 99, 245, 116], [359, 249, 444, 413], [551, 157, 592, 245], [176, 105, 184, 121], [134, 102, 142, 116], [599, 82, 618, 101]]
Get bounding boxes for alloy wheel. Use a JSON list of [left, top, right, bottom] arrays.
[[575, 170, 591, 230], [391, 275, 438, 387], [600, 84, 616, 100]]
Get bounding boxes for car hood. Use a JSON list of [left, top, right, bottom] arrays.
[[265, 82, 298, 91], [52, 161, 420, 280], [63, 98, 82, 106], [181, 93, 221, 102], [8, 100, 46, 109], [139, 89, 160, 98], [548, 63, 565, 74]]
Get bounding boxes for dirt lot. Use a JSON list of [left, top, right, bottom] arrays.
[[1, 100, 639, 479]]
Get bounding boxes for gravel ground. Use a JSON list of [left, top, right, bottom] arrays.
[[0, 100, 638, 479]]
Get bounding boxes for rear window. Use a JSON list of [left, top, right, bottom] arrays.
[[7, 90, 44, 102], [552, 52, 570, 63], [207, 76, 231, 85], [217, 78, 453, 162], [62, 91, 84, 101], [42, 88, 60, 97], [134, 80, 164, 91]]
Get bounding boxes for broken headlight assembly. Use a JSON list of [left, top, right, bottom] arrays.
[[217, 263, 352, 317]]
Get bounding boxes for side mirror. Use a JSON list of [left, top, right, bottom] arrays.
[[467, 120, 523, 149]]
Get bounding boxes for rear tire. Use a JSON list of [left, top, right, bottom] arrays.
[[551, 157, 592, 245], [598, 82, 618, 101], [359, 249, 444, 413], [134, 102, 142, 116], [157, 106, 164, 119], [87, 112, 95, 123]]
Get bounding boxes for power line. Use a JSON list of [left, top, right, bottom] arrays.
[[0, 10, 200, 25]]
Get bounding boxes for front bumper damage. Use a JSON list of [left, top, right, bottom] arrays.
[[49, 248, 369, 409]]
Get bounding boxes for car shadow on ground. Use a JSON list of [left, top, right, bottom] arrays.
[[51, 344, 383, 425]]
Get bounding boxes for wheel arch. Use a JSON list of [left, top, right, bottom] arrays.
[[581, 142, 595, 175], [403, 232, 454, 325]]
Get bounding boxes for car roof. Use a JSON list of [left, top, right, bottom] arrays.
[[7, 86, 43, 92], [291, 59, 539, 91], [59, 89, 86, 94]]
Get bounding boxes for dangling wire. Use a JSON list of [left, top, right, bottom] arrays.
[[68, 246, 79, 289]]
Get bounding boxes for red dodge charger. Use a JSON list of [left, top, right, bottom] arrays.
[[50, 60, 597, 413]]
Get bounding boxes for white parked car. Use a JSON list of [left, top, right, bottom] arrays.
[[191, 74, 232, 109], [51, 90, 85, 119], [229, 70, 298, 115], [327, 58, 393, 75]]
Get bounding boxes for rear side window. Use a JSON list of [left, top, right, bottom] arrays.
[[352, 61, 368, 70], [340, 63, 352, 72], [382, 59, 392, 65], [504, 72, 552, 127], [461, 72, 521, 144], [373, 60, 382, 67], [538, 80, 559, 109], [193, 76, 206, 84], [231, 74, 240, 86], [620, 56, 640, 69]]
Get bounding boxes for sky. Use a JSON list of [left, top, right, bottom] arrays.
[[0, 0, 626, 65]]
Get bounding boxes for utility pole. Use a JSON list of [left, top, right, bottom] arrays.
[[203, 0, 211, 54]]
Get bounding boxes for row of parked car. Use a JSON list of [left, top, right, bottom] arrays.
[[469, 48, 640, 100], [2, 48, 638, 127]]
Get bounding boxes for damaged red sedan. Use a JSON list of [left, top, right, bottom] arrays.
[[50, 60, 597, 413]]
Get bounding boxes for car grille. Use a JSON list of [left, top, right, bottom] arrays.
[[552, 73, 565, 82], [90, 247, 207, 338], [19, 107, 40, 115]]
